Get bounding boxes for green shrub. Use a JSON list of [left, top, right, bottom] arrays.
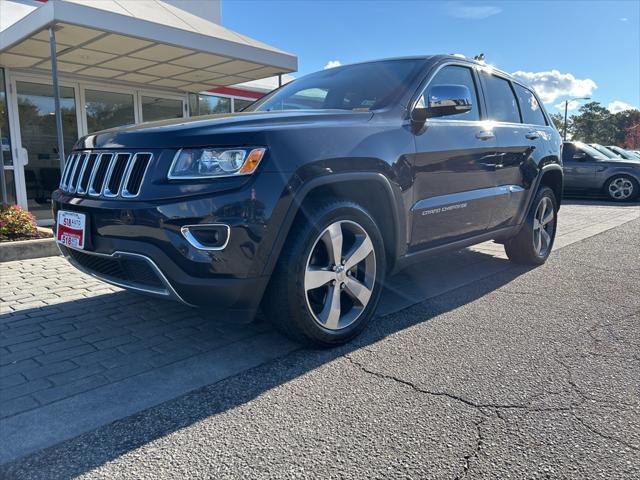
[[0, 204, 38, 240]]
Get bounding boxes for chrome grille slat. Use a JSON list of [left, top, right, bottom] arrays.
[[60, 154, 78, 191], [60, 151, 152, 198], [77, 153, 99, 195], [68, 153, 87, 193], [122, 153, 152, 198], [103, 153, 131, 197]]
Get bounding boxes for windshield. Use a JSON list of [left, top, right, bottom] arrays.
[[608, 146, 638, 160], [590, 144, 621, 159], [575, 142, 608, 160], [247, 59, 425, 112]]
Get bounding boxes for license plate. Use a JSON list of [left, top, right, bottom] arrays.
[[57, 210, 86, 249]]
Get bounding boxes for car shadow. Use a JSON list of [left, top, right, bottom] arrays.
[[562, 194, 640, 207], [0, 248, 532, 476]]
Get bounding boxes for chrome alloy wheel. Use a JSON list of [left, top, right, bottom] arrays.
[[532, 196, 555, 257], [608, 177, 634, 200], [304, 220, 376, 331]]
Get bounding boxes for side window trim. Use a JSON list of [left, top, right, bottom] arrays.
[[509, 80, 524, 123], [510, 79, 550, 127], [479, 71, 523, 125], [410, 61, 484, 122]]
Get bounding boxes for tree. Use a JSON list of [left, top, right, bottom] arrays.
[[569, 102, 616, 144], [610, 109, 640, 147], [549, 112, 565, 133]]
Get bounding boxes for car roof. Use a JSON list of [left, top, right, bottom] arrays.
[[330, 54, 517, 81]]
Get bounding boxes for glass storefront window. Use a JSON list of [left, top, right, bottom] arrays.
[[16, 81, 78, 220], [233, 98, 254, 112], [189, 93, 231, 116], [0, 68, 16, 205], [141, 96, 183, 122], [85, 89, 135, 133]]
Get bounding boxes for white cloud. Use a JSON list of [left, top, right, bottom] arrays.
[[608, 100, 637, 113], [510, 69, 597, 104], [446, 3, 502, 19], [324, 60, 342, 69], [620, 17, 628, 21], [554, 100, 581, 111]]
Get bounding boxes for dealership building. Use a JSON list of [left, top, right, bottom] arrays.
[[0, 0, 297, 224]]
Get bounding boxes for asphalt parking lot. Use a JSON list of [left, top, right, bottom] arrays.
[[1, 199, 639, 478]]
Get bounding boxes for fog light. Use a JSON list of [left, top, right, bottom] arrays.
[[181, 224, 230, 251]]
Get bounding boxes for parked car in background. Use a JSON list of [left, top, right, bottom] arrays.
[[589, 143, 623, 159], [607, 145, 640, 160], [563, 141, 640, 202], [53, 55, 563, 346]]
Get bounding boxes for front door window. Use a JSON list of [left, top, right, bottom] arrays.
[[16, 81, 78, 221]]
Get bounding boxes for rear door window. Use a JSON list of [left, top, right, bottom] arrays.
[[482, 73, 521, 124], [513, 84, 547, 126]]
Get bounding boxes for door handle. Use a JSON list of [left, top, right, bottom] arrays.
[[475, 131, 495, 140], [525, 131, 540, 140]]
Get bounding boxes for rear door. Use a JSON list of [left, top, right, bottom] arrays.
[[478, 72, 546, 229], [410, 63, 499, 247]]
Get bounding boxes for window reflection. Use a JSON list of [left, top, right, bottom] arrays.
[[85, 89, 135, 133]]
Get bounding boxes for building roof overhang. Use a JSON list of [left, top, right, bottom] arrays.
[[0, 0, 297, 92]]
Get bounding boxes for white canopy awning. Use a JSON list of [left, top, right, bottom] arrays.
[[0, 0, 297, 92]]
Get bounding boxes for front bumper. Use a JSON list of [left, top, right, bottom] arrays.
[[52, 172, 288, 319]]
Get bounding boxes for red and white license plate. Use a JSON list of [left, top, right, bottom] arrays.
[[56, 210, 86, 249]]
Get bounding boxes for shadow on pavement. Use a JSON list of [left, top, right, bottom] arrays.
[[561, 195, 640, 207], [0, 248, 533, 477]]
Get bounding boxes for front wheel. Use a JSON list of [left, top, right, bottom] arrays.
[[504, 186, 557, 265], [263, 200, 385, 347], [605, 175, 638, 202]]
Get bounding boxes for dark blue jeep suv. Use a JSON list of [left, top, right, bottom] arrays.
[[53, 55, 563, 346]]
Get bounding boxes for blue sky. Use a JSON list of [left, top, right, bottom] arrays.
[[223, 0, 640, 114]]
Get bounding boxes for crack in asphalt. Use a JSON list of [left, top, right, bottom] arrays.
[[344, 354, 571, 414], [344, 341, 639, 479], [343, 353, 580, 479], [456, 417, 485, 480]]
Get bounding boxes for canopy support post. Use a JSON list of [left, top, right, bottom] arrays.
[[49, 26, 66, 173]]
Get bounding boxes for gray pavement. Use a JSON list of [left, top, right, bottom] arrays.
[[0, 200, 639, 475]]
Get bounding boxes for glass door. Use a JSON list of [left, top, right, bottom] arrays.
[[0, 69, 18, 206], [12, 79, 79, 222]]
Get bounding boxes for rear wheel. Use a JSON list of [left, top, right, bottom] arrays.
[[263, 200, 385, 347], [504, 186, 557, 265], [605, 175, 638, 202]]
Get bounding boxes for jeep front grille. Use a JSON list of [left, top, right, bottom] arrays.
[[60, 151, 152, 198]]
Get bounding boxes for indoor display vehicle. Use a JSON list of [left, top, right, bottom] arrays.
[[53, 55, 563, 346], [563, 141, 640, 201]]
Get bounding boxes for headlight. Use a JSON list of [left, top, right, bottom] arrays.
[[168, 147, 266, 179]]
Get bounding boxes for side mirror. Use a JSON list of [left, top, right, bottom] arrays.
[[426, 84, 473, 118], [573, 152, 587, 161]]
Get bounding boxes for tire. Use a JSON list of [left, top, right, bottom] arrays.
[[263, 200, 386, 347], [604, 175, 639, 202], [504, 186, 557, 266]]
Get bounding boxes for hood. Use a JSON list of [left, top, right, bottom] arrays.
[[75, 109, 374, 150]]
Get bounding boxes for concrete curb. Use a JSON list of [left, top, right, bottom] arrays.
[[0, 237, 60, 262]]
